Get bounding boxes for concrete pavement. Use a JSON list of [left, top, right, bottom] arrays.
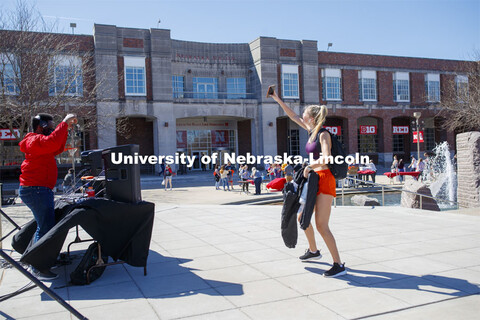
[[1, 184, 479, 319]]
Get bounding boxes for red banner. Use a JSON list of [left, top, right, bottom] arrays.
[[359, 125, 377, 135], [176, 131, 187, 148], [0, 128, 20, 140], [393, 126, 409, 134], [413, 131, 424, 143], [211, 130, 229, 147], [324, 126, 341, 136]]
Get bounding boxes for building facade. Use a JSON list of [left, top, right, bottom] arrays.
[[91, 24, 468, 171]]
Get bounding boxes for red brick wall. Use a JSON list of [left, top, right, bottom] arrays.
[[117, 56, 125, 100], [280, 48, 296, 57], [123, 38, 144, 48], [410, 72, 427, 106], [378, 71, 394, 105], [342, 69, 361, 105], [318, 51, 472, 72]]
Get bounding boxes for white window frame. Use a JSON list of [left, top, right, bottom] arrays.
[[124, 56, 146, 96], [425, 73, 440, 102], [193, 77, 218, 99], [359, 70, 377, 101], [0, 53, 19, 95], [322, 68, 342, 101], [281, 64, 299, 99], [49, 55, 83, 97], [172, 75, 184, 98], [393, 72, 410, 102]]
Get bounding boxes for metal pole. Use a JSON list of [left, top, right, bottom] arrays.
[[341, 179, 345, 206], [0, 249, 88, 320], [416, 118, 421, 162], [420, 195, 423, 209], [382, 186, 385, 206]]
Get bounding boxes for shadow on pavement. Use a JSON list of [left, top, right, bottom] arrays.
[[304, 263, 479, 296]]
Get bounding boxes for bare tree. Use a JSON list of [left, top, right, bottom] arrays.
[[0, 0, 98, 167], [439, 52, 480, 133]]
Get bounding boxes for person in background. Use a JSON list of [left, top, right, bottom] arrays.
[[240, 165, 250, 193], [416, 158, 425, 180], [214, 164, 221, 190], [366, 159, 377, 183], [251, 167, 263, 195], [225, 161, 234, 190], [62, 168, 75, 194], [19, 113, 77, 281], [408, 156, 416, 172], [220, 165, 230, 191], [397, 159, 405, 182], [164, 165, 173, 190]]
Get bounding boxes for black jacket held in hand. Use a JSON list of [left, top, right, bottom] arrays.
[[281, 182, 299, 248], [280, 167, 319, 248]]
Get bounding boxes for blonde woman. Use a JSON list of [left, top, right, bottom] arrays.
[[220, 165, 230, 191], [270, 90, 346, 277]]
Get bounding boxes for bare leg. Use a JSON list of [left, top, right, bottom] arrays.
[[314, 193, 341, 263], [298, 212, 318, 252]]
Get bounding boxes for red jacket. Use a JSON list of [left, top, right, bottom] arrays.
[[19, 122, 68, 189]]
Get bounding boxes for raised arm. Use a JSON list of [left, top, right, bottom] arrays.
[[269, 90, 309, 131]]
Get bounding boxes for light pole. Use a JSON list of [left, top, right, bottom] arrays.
[[413, 112, 421, 160], [70, 23, 76, 35]]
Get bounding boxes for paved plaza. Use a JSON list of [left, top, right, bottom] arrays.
[[1, 179, 479, 319]]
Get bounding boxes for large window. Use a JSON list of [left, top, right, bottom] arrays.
[[322, 68, 342, 101], [392, 134, 404, 152], [1, 62, 18, 95], [359, 70, 377, 101], [193, 77, 218, 99], [456, 75, 468, 101], [172, 75, 184, 98], [425, 73, 440, 102], [227, 78, 246, 99], [393, 72, 410, 102], [49, 56, 83, 96], [124, 56, 146, 96], [281, 65, 299, 99]]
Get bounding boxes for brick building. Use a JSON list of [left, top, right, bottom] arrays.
[[94, 24, 470, 171]]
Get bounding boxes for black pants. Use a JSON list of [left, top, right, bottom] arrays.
[[242, 178, 249, 192], [254, 177, 262, 195]]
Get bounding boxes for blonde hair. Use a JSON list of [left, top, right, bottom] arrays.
[[305, 105, 328, 139]]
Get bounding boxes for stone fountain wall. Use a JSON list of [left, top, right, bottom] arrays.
[[456, 131, 480, 208]]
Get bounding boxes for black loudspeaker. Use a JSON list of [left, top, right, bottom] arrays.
[[101, 144, 142, 203], [81, 149, 104, 176]]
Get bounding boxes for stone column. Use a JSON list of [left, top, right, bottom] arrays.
[[456, 131, 480, 208]]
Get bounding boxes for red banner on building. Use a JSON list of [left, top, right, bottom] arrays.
[[211, 130, 229, 147], [324, 126, 341, 136], [359, 125, 377, 135], [0, 128, 20, 140], [413, 131, 424, 143], [393, 126, 409, 134], [176, 131, 187, 148]]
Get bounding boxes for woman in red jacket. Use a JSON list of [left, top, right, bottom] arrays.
[[18, 113, 77, 280]]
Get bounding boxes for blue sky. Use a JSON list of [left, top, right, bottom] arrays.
[[2, 0, 479, 60]]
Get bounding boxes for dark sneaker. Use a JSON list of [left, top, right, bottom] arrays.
[[299, 249, 322, 261], [323, 263, 347, 278], [34, 269, 58, 281]]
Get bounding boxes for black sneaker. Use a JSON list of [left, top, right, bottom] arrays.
[[299, 249, 322, 261], [323, 263, 347, 278], [34, 269, 58, 281]]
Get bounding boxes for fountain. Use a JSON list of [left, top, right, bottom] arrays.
[[423, 141, 457, 208]]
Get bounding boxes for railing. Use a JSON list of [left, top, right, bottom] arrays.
[[333, 176, 459, 210], [173, 91, 256, 100]]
